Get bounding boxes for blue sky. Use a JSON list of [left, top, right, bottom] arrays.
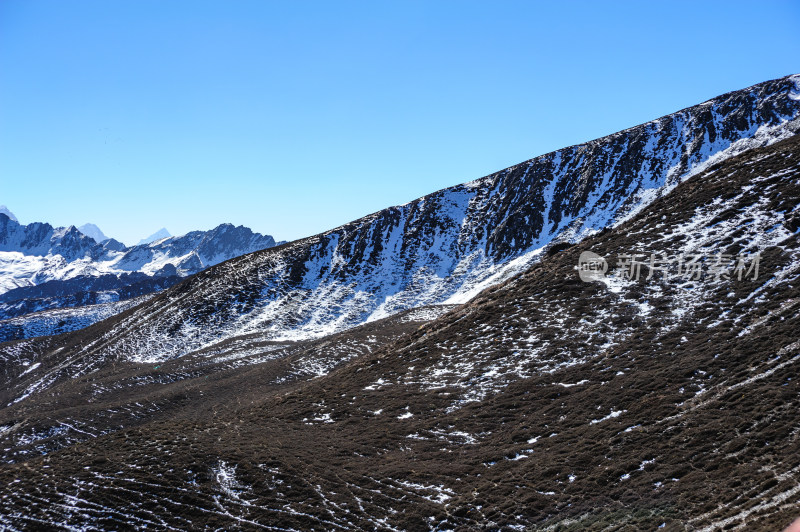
[[1, 1, 798, 245]]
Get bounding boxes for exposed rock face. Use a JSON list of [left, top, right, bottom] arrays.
[[0, 216, 100, 261], [74, 75, 800, 362]]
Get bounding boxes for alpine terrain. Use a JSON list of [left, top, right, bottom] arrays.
[[0, 74, 799, 530], [0, 219, 280, 341]]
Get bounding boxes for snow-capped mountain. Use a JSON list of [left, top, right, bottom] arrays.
[[77, 223, 111, 244], [0, 206, 17, 223], [0, 215, 100, 262], [1, 128, 798, 530], [137, 228, 171, 246], [52, 74, 800, 363], [0, 219, 280, 339]]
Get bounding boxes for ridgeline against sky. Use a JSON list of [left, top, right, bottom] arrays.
[[1, 0, 798, 244]]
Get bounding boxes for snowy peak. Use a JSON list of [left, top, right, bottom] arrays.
[[101, 238, 126, 252], [49, 225, 101, 261], [175, 223, 279, 268], [112, 224, 278, 275], [137, 228, 171, 246], [77, 223, 111, 244], [0, 215, 98, 260], [0, 218, 281, 338], [0, 206, 17, 223]]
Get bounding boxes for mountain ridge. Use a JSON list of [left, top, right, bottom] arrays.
[[57, 73, 800, 363], [0, 218, 280, 340], [4, 74, 797, 345]]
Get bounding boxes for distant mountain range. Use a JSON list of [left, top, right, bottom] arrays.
[[2, 207, 171, 248], [0, 216, 280, 340]]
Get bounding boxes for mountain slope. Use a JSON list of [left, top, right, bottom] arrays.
[[45, 74, 800, 364], [0, 124, 798, 530]]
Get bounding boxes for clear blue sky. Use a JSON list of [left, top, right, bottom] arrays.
[[1, 1, 798, 245]]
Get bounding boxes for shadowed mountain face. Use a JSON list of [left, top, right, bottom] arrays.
[[0, 206, 17, 223], [0, 128, 797, 530], [0, 217, 101, 262], [33, 75, 800, 364]]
